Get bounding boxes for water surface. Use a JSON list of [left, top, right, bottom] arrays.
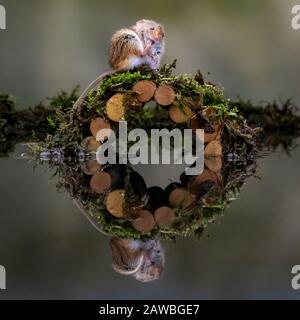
[[1, 0, 300, 299]]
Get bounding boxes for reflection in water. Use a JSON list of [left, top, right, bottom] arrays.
[[110, 238, 164, 282], [2, 76, 300, 283], [1, 90, 299, 284], [0, 0, 299, 298], [36, 149, 257, 282], [75, 197, 164, 282]]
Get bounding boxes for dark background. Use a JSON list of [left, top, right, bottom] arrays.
[[0, 0, 300, 299]]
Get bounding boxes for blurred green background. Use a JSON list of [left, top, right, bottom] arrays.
[[1, 0, 300, 299]]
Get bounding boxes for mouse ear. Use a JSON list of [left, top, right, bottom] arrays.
[[135, 19, 148, 25]]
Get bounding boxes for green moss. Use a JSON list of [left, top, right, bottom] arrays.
[[47, 115, 56, 129], [232, 98, 300, 152], [96, 70, 153, 99], [0, 90, 80, 157], [2, 62, 300, 240], [201, 84, 224, 105], [14, 65, 266, 239], [42, 64, 258, 153]]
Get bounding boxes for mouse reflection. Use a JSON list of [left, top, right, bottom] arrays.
[[110, 237, 164, 282]]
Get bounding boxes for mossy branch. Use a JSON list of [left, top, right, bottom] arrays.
[[0, 88, 79, 157], [1, 65, 300, 157]]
